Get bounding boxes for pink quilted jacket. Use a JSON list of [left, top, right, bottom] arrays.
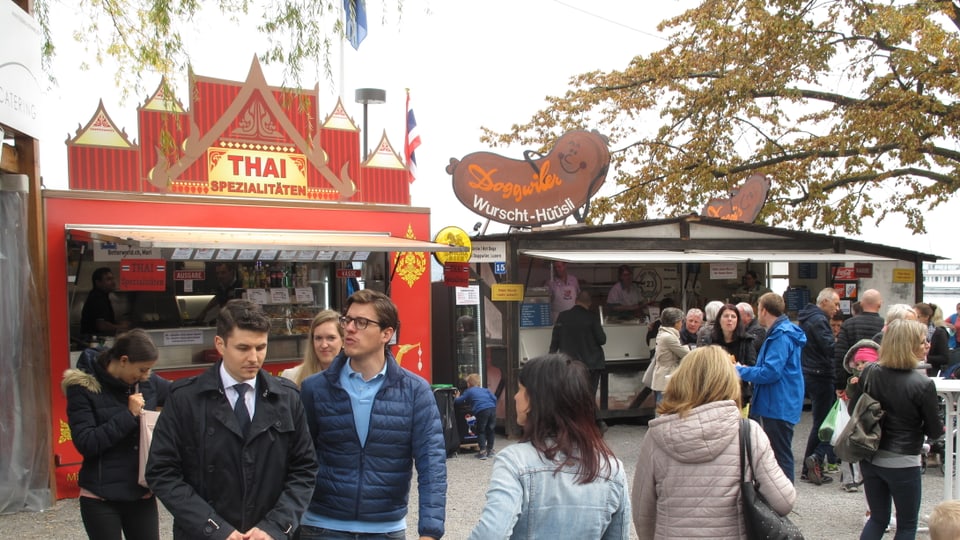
[[631, 401, 796, 539]]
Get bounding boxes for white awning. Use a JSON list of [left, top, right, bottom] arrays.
[[521, 250, 895, 264], [67, 225, 467, 254]]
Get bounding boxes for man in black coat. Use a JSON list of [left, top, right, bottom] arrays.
[[799, 288, 840, 485], [834, 289, 885, 392], [146, 300, 317, 540], [549, 290, 607, 397]]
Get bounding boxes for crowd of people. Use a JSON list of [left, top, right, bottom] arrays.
[[64, 267, 959, 539]]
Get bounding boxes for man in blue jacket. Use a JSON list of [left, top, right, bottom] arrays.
[[300, 290, 447, 540], [736, 292, 807, 483], [798, 288, 841, 486]]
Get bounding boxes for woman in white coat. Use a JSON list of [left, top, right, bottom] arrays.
[[632, 346, 796, 540], [650, 307, 690, 407]]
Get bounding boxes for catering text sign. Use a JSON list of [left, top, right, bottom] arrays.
[[447, 130, 610, 227], [0, 0, 42, 137]]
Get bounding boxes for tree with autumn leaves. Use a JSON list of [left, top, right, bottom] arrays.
[[483, 0, 960, 234]]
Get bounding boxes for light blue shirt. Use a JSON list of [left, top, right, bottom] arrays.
[[468, 442, 630, 540], [302, 358, 403, 534]]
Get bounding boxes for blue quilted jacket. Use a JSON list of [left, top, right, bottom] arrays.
[[300, 352, 447, 538]]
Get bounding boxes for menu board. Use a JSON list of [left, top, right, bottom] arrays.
[[520, 303, 552, 328]]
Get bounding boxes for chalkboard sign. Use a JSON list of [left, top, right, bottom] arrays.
[[784, 287, 811, 312], [797, 263, 817, 279], [520, 303, 552, 327]]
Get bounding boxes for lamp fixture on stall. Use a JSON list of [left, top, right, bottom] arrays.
[[354, 88, 386, 160]]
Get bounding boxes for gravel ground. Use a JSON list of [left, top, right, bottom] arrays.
[[0, 409, 944, 539]]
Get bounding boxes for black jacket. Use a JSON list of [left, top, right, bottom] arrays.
[[798, 303, 835, 378], [146, 362, 317, 540], [744, 319, 766, 353], [834, 312, 884, 390], [927, 326, 950, 375], [549, 304, 607, 370], [856, 364, 942, 456], [63, 348, 170, 501]]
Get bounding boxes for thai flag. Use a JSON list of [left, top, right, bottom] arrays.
[[344, 0, 367, 50], [404, 89, 421, 184]]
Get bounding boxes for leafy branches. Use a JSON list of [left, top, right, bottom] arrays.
[[482, 0, 960, 234]]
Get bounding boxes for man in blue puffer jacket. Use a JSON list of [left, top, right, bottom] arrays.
[[300, 290, 446, 540], [737, 292, 807, 483]]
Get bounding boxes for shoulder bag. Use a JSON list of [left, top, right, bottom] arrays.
[[739, 418, 804, 540], [833, 363, 885, 463]]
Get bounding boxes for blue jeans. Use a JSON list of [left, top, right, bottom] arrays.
[[750, 414, 796, 483], [299, 526, 405, 540], [859, 461, 922, 540], [802, 374, 838, 470], [474, 407, 496, 452]]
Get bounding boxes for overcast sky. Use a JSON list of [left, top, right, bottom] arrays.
[[35, 0, 958, 262]]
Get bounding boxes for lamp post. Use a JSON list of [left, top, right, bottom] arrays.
[[354, 88, 386, 160]]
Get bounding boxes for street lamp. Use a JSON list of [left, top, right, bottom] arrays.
[[355, 88, 386, 160]]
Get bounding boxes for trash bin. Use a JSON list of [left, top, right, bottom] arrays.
[[432, 385, 460, 456]]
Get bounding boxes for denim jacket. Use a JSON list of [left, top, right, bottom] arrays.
[[468, 441, 630, 539]]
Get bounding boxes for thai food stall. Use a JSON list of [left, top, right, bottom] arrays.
[[45, 59, 463, 498]]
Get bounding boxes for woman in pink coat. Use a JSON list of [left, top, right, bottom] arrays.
[[632, 346, 796, 539]]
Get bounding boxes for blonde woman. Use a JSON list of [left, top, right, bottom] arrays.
[[858, 319, 943, 539], [281, 309, 343, 387], [632, 346, 795, 539]]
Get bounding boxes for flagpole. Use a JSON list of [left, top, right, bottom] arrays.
[[338, 0, 345, 100]]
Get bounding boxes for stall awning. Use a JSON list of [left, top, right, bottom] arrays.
[[67, 225, 467, 255], [521, 250, 895, 264]]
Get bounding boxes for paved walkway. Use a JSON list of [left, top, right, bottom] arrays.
[[0, 409, 944, 539]]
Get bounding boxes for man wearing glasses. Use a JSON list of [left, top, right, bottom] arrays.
[[299, 290, 447, 540]]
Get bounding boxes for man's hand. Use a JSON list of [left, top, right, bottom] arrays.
[[241, 527, 274, 540], [836, 389, 847, 400], [225, 532, 245, 540]]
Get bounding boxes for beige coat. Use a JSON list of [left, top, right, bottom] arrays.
[[632, 401, 796, 540], [651, 326, 689, 392]]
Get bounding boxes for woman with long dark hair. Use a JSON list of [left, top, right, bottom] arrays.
[[469, 354, 629, 539], [62, 328, 170, 540], [633, 346, 795, 539], [710, 303, 757, 367], [858, 319, 943, 539]]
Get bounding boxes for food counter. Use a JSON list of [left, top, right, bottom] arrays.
[[518, 315, 653, 419]]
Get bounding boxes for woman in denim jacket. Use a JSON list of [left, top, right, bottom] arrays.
[[468, 354, 630, 539]]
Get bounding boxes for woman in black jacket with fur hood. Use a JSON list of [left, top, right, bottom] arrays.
[[62, 328, 169, 540]]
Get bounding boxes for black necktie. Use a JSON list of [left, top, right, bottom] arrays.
[[233, 383, 251, 435]]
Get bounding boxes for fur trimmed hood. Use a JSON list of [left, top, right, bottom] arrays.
[[61, 347, 104, 395]]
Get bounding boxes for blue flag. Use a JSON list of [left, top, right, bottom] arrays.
[[344, 0, 367, 50]]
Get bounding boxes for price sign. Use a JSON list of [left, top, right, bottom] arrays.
[[294, 288, 315, 304], [269, 288, 291, 304], [246, 289, 269, 304]]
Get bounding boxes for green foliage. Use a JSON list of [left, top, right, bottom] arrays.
[[482, 0, 960, 234], [34, 0, 382, 100]]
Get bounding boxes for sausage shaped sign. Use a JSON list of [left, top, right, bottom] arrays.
[[447, 130, 610, 227]]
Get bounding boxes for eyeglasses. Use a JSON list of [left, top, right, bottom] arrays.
[[339, 315, 383, 331]]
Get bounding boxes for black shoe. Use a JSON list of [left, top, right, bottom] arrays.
[[804, 455, 823, 485]]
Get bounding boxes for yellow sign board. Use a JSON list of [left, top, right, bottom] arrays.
[[492, 283, 525, 301], [433, 226, 472, 265], [207, 148, 308, 199], [892, 268, 915, 283]]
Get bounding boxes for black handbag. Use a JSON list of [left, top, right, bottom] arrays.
[[739, 419, 804, 540]]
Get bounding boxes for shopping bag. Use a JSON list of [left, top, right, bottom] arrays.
[[138, 410, 160, 488], [818, 399, 842, 442], [830, 400, 851, 447]]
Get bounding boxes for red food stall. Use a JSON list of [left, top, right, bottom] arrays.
[[45, 59, 461, 498]]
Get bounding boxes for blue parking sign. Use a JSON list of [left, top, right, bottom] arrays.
[[494, 261, 506, 275]]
